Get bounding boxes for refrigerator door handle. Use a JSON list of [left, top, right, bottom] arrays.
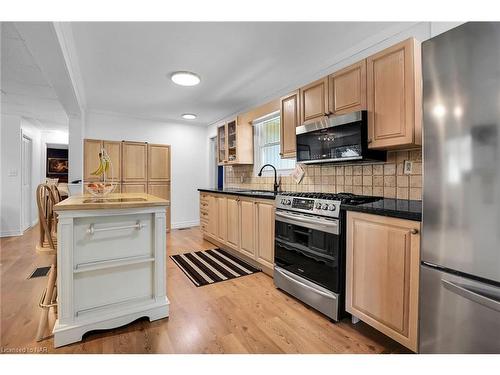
[[442, 279, 500, 313]]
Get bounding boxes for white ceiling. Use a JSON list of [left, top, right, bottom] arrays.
[[1, 22, 68, 131], [70, 22, 408, 125]]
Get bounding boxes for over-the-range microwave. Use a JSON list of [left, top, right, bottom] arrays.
[[295, 110, 386, 164]]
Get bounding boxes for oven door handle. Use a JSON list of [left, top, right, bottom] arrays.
[[276, 211, 339, 234], [275, 268, 337, 300]]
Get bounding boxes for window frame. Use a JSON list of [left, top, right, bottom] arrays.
[[253, 111, 295, 177]]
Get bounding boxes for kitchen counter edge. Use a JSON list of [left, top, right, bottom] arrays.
[[342, 199, 422, 221], [198, 188, 276, 200]]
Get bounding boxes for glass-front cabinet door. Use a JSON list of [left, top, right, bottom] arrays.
[[217, 123, 227, 164], [227, 119, 237, 162]]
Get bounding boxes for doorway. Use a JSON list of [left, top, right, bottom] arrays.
[[209, 136, 222, 189], [22, 135, 32, 231]]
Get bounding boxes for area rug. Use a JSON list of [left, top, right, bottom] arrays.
[[170, 248, 260, 287]]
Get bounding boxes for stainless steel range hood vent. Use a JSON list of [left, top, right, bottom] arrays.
[[296, 111, 364, 135]]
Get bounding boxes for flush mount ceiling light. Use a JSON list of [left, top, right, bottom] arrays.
[[182, 113, 197, 120], [170, 71, 201, 86]]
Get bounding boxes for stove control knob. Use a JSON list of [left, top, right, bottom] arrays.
[[315, 202, 322, 209], [322, 203, 328, 210], [286, 199, 291, 205], [328, 204, 336, 211]]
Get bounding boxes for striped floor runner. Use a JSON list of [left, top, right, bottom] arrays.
[[170, 248, 261, 287]]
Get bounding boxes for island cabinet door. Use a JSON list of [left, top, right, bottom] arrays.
[[84, 139, 103, 182], [226, 196, 240, 250], [216, 196, 227, 243], [206, 194, 218, 238], [122, 141, 148, 182], [239, 199, 256, 257], [346, 211, 420, 352], [102, 141, 122, 181], [255, 201, 275, 269]]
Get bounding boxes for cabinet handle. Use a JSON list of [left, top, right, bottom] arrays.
[[410, 228, 418, 234], [367, 139, 372, 144]]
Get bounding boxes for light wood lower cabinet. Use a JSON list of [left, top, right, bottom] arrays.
[[239, 198, 256, 257], [206, 194, 217, 238], [255, 201, 275, 269], [226, 197, 240, 250], [200, 193, 274, 273], [216, 196, 228, 243], [346, 211, 420, 352]]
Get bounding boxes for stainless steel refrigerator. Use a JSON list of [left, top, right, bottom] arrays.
[[420, 22, 500, 353]]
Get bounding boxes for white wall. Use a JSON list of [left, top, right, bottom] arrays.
[[1, 114, 23, 236], [68, 115, 84, 182], [20, 118, 43, 228], [85, 111, 209, 228]]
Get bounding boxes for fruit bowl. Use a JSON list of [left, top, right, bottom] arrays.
[[84, 182, 117, 197]]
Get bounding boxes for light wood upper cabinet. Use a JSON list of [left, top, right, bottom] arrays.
[[299, 77, 329, 125], [329, 60, 367, 115], [217, 123, 227, 164], [280, 90, 299, 159], [239, 199, 256, 257], [148, 144, 170, 182], [367, 38, 422, 149], [207, 195, 217, 238], [216, 196, 228, 243], [102, 140, 122, 181], [217, 118, 253, 166], [122, 141, 148, 182], [226, 197, 240, 250], [346, 211, 420, 352], [84, 139, 103, 181], [255, 201, 275, 269]]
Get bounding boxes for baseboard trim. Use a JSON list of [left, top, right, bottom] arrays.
[[0, 230, 23, 238], [171, 219, 200, 230]]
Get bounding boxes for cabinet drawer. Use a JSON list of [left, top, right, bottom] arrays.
[[73, 213, 153, 268], [74, 262, 154, 316]]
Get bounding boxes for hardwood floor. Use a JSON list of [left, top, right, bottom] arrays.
[[0, 225, 409, 353]]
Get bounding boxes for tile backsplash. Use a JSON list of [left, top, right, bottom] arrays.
[[224, 149, 422, 200]]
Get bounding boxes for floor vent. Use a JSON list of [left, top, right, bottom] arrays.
[[28, 266, 51, 279]]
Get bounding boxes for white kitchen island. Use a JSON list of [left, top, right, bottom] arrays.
[[52, 193, 170, 347]]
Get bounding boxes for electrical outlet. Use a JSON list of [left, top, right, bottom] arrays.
[[403, 160, 413, 175]]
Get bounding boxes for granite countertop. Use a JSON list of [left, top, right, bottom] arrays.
[[54, 193, 170, 211], [198, 188, 276, 200], [342, 198, 422, 221]]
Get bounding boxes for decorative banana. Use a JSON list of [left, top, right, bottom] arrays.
[[90, 150, 111, 176]]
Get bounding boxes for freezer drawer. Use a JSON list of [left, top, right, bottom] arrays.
[[420, 264, 500, 353]]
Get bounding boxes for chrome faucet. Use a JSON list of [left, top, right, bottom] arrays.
[[258, 164, 280, 193]]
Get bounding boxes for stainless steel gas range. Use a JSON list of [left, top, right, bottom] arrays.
[[274, 192, 380, 321]]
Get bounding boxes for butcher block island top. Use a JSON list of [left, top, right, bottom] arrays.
[[54, 192, 169, 211]]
